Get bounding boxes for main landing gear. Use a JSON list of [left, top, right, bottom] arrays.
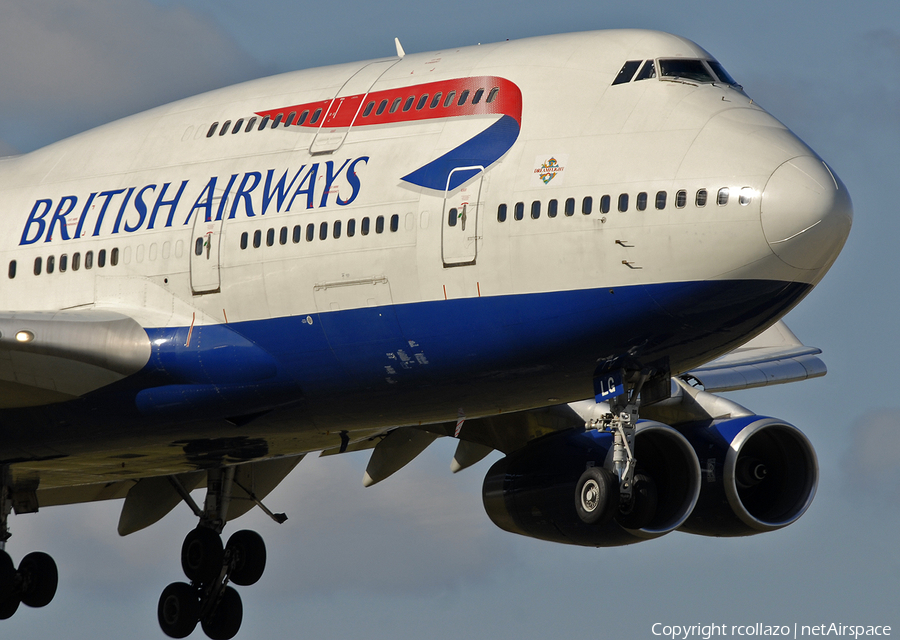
[[0, 468, 59, 620], [580, 369, 659, 529], [158, 468, 276, 639]]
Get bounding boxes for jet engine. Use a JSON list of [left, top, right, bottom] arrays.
[[482, 421, 700, 547], [678, 416, 818, 536]]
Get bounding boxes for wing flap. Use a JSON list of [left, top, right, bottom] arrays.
[[682, 320, 826, 392]]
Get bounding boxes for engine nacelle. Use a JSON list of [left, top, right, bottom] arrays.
[[678, 416, 818, 537], [482, 422, 700, 547]]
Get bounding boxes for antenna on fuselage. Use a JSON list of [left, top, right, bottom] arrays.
[[395, 37, 406, 58]]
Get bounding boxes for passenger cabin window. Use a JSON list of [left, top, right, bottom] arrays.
[[253, 230, 261, 248], [416, 94, 429, 110], [487, 87, 500, 103], [612, 60, 642, 85], [258, 116, 270, 130], [240, 232, 248, 249], [514, 202, 524, 221], [33, 257, 42, 276], [599, 195, 610, 214], [280, 227, 288, 245], [403, 96, 415, 112], [739, 187, 754, 206], [430, 93, 442, 109], [548, 199, 558, 218], [266, 228, 275, 246], [110, 248, 119, 266], [306, 224, 314, 242], [582, 197, 592, 215], [47, 256, 55, 274], [565, 198, 575, 216], [497, 204, 507, 222], [658, 59, 717, 84], [319, 222, 328, 240], [696, 189, 708, 207], [375, 216, 384, 233], [376, 100, 388, 115], [531, 201, 540, 219], [718, 188, 730, 206], [72, 253, 81, 271], [636, 192, 648, 211], [347, 219, 356, 237], [363, 102, 375, 117], [207, 123, 219, 138], [457, 90, 470, 106], [675, 190, 687, 208], [472, 88, 484, 104], [85, 251, 93, 269], [219, 121, 231, 136], [99, 250, 107, 267], [618, 194, 628, 212], [390, 214, 399, 232], [293, 225, 302, 243], [444, 92, 456, 108], [333, 220, 342, 238], [7, 260, 15, 279], [59, 254, 68, 272], [656, 191, 667, 209], [362, 218, 370, 235]]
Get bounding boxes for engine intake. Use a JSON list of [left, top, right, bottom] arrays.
[[679, 417, 818, 536]]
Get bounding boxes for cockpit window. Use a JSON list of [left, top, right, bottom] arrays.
[[612, 60, 642, 85], [707, 60, 740, 87], [658, 59, 716, 84], [634, 60, 656, 81]]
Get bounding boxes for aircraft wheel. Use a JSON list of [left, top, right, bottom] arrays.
[[18, 551, 58, 608], [575, 467, 618, 525], [181, 527, 223, 584], [616, 473, 659, 530], [158, 582, 199, 639], [0, 551, 14, 602], [226, 530, 266, 587], [201, 585, 242, 640], [0, 594, 19, 620]]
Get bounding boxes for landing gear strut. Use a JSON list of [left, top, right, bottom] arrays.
[[584, 368, 660, 529], [0, 467, 59, 619], [158, 467, 275, 640]]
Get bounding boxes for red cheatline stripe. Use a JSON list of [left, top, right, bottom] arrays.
[[255, 76, 521, 131]]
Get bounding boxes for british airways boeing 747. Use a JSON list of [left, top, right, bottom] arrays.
[[0, 29, 851, 638]]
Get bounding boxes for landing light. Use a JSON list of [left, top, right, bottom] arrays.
[[16, 330, 35, 343]]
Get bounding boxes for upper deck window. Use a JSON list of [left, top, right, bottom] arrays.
[[658, 59, 716, 84]]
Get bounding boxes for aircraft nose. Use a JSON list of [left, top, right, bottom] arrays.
[[760, 156, 853, 270]]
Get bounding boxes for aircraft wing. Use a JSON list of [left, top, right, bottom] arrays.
[[680, 320, 826, 393], [0, 310, 151, 409]]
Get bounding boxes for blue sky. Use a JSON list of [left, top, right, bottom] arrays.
[[1, 1, 898, 638]]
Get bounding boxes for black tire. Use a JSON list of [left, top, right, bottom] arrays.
[[0, 551, 14, 603], [18, 551, 58, 608], [201, 585, 243, 640], [158, 582, 200, 639], [181, 527, 224, 584], [575, 466, 618, 525], [0, 595, 19, 620], [616, 473, 659, 530], [226, 530, 266, 587]]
